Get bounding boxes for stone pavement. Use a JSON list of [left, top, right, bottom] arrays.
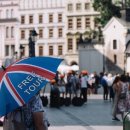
[[45, 94, 123, 130], [0, 94, 123, 130]]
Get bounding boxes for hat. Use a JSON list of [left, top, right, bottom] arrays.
[[60, 75, 65, 78], [50, 79, 56, 83], [81, 70, 88, 75]]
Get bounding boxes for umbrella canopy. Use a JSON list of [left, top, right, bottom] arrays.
[[0, 57, 62, 117], [58, 64, 71, 73], [71, 65, 79, 71]]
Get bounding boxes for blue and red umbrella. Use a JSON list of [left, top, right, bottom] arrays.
[[0, 57, 62, 117]]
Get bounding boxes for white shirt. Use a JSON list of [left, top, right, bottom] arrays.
[[80, 75, 88, 88]]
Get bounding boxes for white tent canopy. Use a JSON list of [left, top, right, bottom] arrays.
[[71, 65, 79, 71], [58, 60, 71, 73]]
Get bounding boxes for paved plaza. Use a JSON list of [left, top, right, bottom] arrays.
[[0, 88, 123, 130], [45, 94, 122, 130]]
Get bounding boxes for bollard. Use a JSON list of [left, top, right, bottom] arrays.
[[123, 112, 130, 130]]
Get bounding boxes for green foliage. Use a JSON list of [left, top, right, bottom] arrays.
[[126, 0, 130, 7], [93, 0, 121, 26]]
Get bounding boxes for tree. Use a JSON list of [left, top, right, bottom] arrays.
[[114, 0, 130, 8], [93, 0, 121, 26]]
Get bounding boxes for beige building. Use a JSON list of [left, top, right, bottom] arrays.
[[0, 0, 19, 64], [103, 9, 130, 74], [65, 0, 100, 65], [0, 0, 100, 66], [18, 0, 66, 59]]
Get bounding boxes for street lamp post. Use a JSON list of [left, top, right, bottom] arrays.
[[19, 45, 24, 58], [28, 29, 38, 57]]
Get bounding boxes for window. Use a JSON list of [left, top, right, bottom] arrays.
[[29, 30, 33, 36], [58, 14, 62, 23], [77, 18, 81, 29], [39, 29, 43, 38], [76, 38, 79, 50], [68, 38, 73, 50], [94, 19, 98, 28], [20, 45, 25, 57], [11, 9, 13, 18], [21, 30, 25, 39], [39, 15, 43, 23], [85, 3, 90, 10], [58, 45, 63, 55], [6, 27, 9, 38], [39, 46, 43, 56], [68, 4, 73, 11], [21, 16, 25, 24], [11, 27, 14, 38], [68, 18, 73, 29], [49, 14, 53, 23], [114, 54, 117, 64], [49, 28, 53, 38], [6, 10, 9, 18], [58, 28, 63, 37], [5, 45, 9, 56], [76, 3, 81, 11], [11, 45, 15, 56], [85, 17, 90, 28], [29, 15, 33, 24], [49, 46, 53, 55], [113, 40, 117, 49]]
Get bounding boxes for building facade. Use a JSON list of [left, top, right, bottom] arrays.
[[103, 10, 130, 74], [0, 0, 19, 64], [18, 0, 66, 59], [65, 0, 100, 65], [0, 0, 99, 66]]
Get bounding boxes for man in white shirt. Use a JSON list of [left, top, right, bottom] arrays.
[[80, 71, 88, 103]]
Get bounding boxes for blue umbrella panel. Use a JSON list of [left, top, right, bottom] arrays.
[[0, 57, 63, 116]]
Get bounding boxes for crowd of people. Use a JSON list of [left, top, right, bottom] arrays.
[[3, 68, 130, 130], [51, 70, 130, 121]]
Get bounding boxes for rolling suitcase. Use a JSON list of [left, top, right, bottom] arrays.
[[72, 96, 84, 106], [64, 97, 71, 106]]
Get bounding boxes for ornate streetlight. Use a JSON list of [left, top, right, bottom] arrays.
[[28, 29, 38, 57], [19, 45, 24, 58]]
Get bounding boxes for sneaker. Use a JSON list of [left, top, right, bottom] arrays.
[[112, 117, 120, 121]]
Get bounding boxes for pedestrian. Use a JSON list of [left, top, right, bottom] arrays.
[[80, 70, 88, 104], [3, 93, 50, 130], [23, 94, 50, 130], [50, 79, 60, 108], [65, 71, 72, 98], [70, 71, 78, 97], [107, 73, 115, 101], [101, 73, 109, 100], [112, 75, 129, 121], [87, 73, 95, 94], [58, 74, 66, 98]]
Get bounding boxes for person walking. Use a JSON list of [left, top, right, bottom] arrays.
[[101, 73, 109, 100], [112, 75, 129, 121], [93, 72, 100, 94], [107, 73, 115, 102], [3, 93, 50, 130]]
